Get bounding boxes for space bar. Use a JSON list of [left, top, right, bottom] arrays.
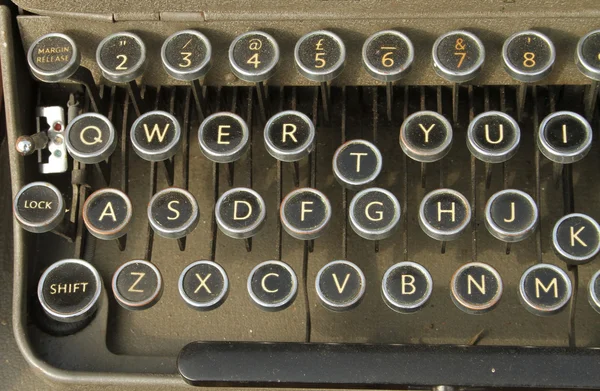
[[177, 341, 600, 389]]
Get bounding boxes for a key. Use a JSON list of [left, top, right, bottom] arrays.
[[247, 260, 298, 311], [381, 262, 433, 313], [333, 139, 382, 189], [450, 262, 503, 314], [179, 261, 229, 311], [315, 260, 366, 311], [112, 260, 163, 311], [519, 263, 572, 316], [83, 188, 132, 241], [148, 188, 199, 240]]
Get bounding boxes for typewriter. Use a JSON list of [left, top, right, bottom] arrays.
[[3, 0, 600, 389]]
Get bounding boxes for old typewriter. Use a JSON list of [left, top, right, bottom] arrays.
[[3, 0, 600, 389]]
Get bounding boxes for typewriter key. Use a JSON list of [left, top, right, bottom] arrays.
[[65, 113, 116, 164], [588, 270, 600, 314], [199, 112, 249, 164], [333, 139, 382, 189], [382, 262, 433, 313], [162, 30, 212, 82], [538, 111, 592, 164], [485, 189, 538, 243], [216, 188, 266, 239], [264, 110, 315, 162], [316, 260, 365, 311], [467, 111, 520, 164], [432, 30, 485, 83], [248, 260, 298, 311], [83, 188, 132, 240], [295, 30, 345, 83], [552, 213, 600, 265], [280, 188, 332, 240], [400, 111, 453, 163], [14, 182, 64, 233], [112, 260, 162, 311], [576, 30, 600, 119], [419, 189, 470, 242], [131, 110, 181, 161], [502, 30, 555, 83], [148, 188, 199, 239], [27, 33, 103, 113], [349, 188, 401, 241], [519, 263, 572, 316], [450, 262, 503, 314], [229, 31, 279, 83], [179, 261, 228, 311], [38, 259, 102, 323]]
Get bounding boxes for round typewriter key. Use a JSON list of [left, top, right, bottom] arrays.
[[432, 30, 485, 83], [96, 32, 146, 83], [419, 189, 471, 241], [333, 139, 382, 189], [148, 188, 199, 239], [37, 259, 102, 323], [83, 188, 132, 240], [280, 188, 331, 240], [179, 261, 228, 311], [131, 111, 181, 162], [264, 110, 315, 162], [229, 31, 279, 82], [14, 182, 64, 233], [519, 263, 572, 316], [349, 188, 401, 241], [199, 112, 249, 163], [451, 262, 503, 314], [400, 111, 453, 163], [552, 213, 600, 265], [248, 260, 298, 311], [382, 262, 433, 313], [588, 270, 600, 314], [65, 113, 117, 164], [112, 260, 162, 311], [502, 30, 555, 83], [316, 260, 366, 311], [485, 189, 538, 243], [538, 111, 592, 164], [362, 30, 414, 82], [467, 111, 520, 164], [576, 30, 600, 81], [295, 30, 346, 82], [28, 33, 80, 82], [161, 30, 212, 81], [216, 188, 266, 239]]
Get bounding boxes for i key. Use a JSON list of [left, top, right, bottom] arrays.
[[65, 113, 117, 186], [113, 260, 163, 311], [28, 33, 103, 113], [467, 111, 520, 188], [229, 31, 279, 123], [519, 263, 572, 316], [552, 213, 600, 266], [451, 262, 503, 314], [400, 111, 453, 188], [382, 262, 433, 313], [131, 111, 181, 186], [198, 112, 249, 186], [281, 188, 331, 241], [485, 189, 538, 255], [362, 30, 414, 121], [576, 30, 600, 119], [216, 188, 266, 251], [502, 31, 555, 121], [96, 32, 147, 116], [295, 30, 346, 124], [248, 260, 298, 311], [162, 30, 212, 120], [432, 30, 485, 124], [179, 261, 229, 311], [333, 139, 382, 190], [419, 188, 471, 253], [316, 260, 366, 311], [83, 188, 132, 250], [264, 110, 315, 187], [14, 182, 66, 235], [148, 188, 200, 240]]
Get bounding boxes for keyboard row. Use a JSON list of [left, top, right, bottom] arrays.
[[38, 258, 600, 325], [15, 182, 600, 267]]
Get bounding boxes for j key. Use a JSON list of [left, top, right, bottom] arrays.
[[502, 30, 555, 83], [83, 188, 132, 241], [215, 188, 266, 239], [450, 262, 503, 314], [333, 139, 382, 189], [280, 188, 331, 241], [467, 111, 520, 164], [65, 113, 117, 164], [382, 262, 433, 313], [112, 260, 163, 311], [519, 263, 572, 316], [538, 111, 592, 164], [485, 189, 538, 243], [552, 213, 600, 265], [179, 261, 229, 311], [148, 188, 199, 240], [432, 30, 485, 83], [349, 188, 401, 241], [419, 189, 470, 242], [316, 260, 366, 311], [247, 260, 298, 311], [14, 182, 64, 233], [400, 111, 453, 163]]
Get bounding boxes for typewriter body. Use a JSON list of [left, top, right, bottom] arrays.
[[3, 0, 600, 389]]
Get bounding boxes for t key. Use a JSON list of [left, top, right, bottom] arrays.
[[333, 139, 382, 189]]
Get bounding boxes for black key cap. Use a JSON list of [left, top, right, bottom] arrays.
[[485, 189, 538, 243], [382, 262, 433, 313], [502, 30, 555, 83], [294, 30, 346, 82], [362, 30, 414, 83], [349, 187, 401, 240], [519, 263, 572, 316], [112, 260, 163, 311], [538, 111, 592, 164], [333, 139, 382, 189], [432, 30, 485, 83], [131, 110, 182, 162], [315, 260, 365, 311], [280, 188, 331, 240], [264, 110, 315, 162], [247, 260, 298, 311], [65, 113, 117, 164], [400, 111, 453, 163], [215, 187, 266, 239], [450, 262, 503, 314], [467, 111, 520, 163], [229, 31, 280, 83], [198, 112, 249, 163], [419, 188, 470, 242], [13, 181, 64, 233], [179, 261, 229, 311], [552, 213, 600, 265], [148, 188, 199, 239], [83, 188, 132, 241]]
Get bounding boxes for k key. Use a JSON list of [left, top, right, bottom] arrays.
[[552, 213, 600, 265]]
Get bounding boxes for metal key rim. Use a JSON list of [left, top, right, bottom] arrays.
[[179, 260, 229, 310], [198, 112, 249, 163], [215, 187, 267, 239], [349, 187, 401, 241], [382, 261, 433, 313], [228, 31, 280, 82], [518, 263, 572, 316], [362, 30, 415, 83], [419, 188, 471, 241], [294, 30, 346, 82], [576, 29, 600, 81], [112, 260, 163, 310], [147, 188, 199, 239], [467, 111, 521, 164], [264, 110, 316, 162], [247, 260, 298, 310], [502, 30, 555, 83], [83, 188, 133, 240], [484, 189, 538, 243], [161, 29, 213, 82], [65, 113, 117, 164], [432, 30, 485, 83], [131, 111, 182, 162], [13, 181, 64, 233], [96, 31, 147, 83], [451, 262, 503, 314], [27, 33, 80, 82], [332, 139, 383, 189], [552, 213, 600, 265], [280, 188, 332, 240], [400, 111, 453, 163], [315, 260, 366, 311], [537, 111, 592, 164]]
